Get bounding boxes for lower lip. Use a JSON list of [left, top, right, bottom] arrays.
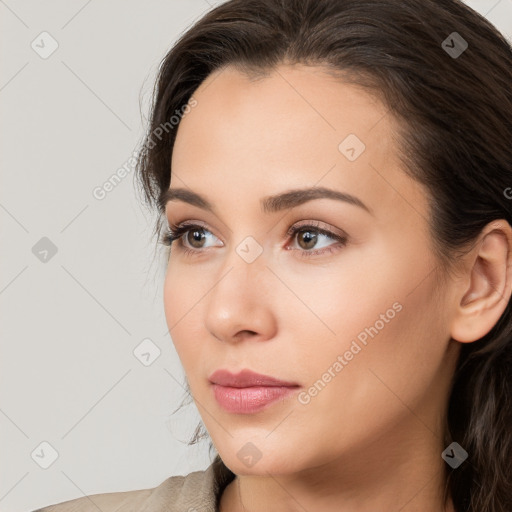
[[211, 384, 298, 414]]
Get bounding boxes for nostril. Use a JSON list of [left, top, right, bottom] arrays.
[[234, 330, 258, 341]]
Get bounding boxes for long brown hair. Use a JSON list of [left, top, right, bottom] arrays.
[[135, 1, 512, 510]]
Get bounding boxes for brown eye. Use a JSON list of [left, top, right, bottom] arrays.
[[186, 228, 207, 248], [163, 222, 222, 254], [296, 228, 318, 250], [287, 222, 348, 258]]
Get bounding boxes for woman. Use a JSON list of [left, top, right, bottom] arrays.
[[32, 0, 512, 511]]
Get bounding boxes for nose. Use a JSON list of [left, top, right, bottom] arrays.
[[204, 246, 277, 344]]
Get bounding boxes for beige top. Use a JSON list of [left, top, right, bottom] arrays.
[[32, 455, 236, 512]]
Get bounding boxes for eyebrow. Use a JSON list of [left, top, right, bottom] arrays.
[[161, 186, 373, 216]]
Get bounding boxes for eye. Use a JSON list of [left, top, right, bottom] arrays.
[[160, 221, 221, 254], [286, 221, 347, 258], [160, 220, 347, 258]]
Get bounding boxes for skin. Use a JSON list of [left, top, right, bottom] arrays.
[[163, 63, 512, 512]]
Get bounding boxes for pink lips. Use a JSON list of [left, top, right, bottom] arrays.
[[209, 369, 300, 414]]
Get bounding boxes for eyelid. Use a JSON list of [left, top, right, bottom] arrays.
[[286, 219, 347, 240], [168, 218, 346, 237], [167, 220, 344, 242], [170, 220, 224, 247]]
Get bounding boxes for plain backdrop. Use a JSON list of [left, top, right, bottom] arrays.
[[1, 1, 511, 511]]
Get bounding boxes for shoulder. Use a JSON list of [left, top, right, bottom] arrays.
[[31, 471, 201, 512], [30, 485, 154, 512], [30, 456, 235, 512]]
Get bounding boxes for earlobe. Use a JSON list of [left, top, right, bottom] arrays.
[[450, 220, 512, 343]]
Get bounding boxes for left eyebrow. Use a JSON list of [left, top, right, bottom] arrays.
[[161, 186, 373, 216]]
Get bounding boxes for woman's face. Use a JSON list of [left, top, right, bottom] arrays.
[[163, 63, 460, 476]]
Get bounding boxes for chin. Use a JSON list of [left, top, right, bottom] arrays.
[[218, 443, 304, 476]]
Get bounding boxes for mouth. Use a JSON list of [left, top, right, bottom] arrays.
[[208, 368, 299, 387], [208, 368, 300, 414]]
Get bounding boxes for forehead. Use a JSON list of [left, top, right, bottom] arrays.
[[176, 63, 389, 152], [169, 63, 428, 225]]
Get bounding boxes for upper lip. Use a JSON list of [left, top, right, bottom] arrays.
[[209, 369, 299, 388]]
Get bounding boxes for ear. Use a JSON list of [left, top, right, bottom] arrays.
[[450, 220, 512, 343]]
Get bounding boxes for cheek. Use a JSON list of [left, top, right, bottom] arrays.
[[288, 240, 443, 418], [163, 261, 206, 373], [163, 262, 181, 328], [299, 232, 440, 358]]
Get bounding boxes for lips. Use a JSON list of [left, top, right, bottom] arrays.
[[209, 369, 300, 414], [208, 368, 299, 388]]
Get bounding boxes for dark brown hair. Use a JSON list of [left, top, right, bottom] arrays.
[[135, 1, 512, 510]]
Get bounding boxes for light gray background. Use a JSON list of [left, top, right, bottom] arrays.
[[1, 1, 511, 511]]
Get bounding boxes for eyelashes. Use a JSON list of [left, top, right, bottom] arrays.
[[159, 220, 348, 259]]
